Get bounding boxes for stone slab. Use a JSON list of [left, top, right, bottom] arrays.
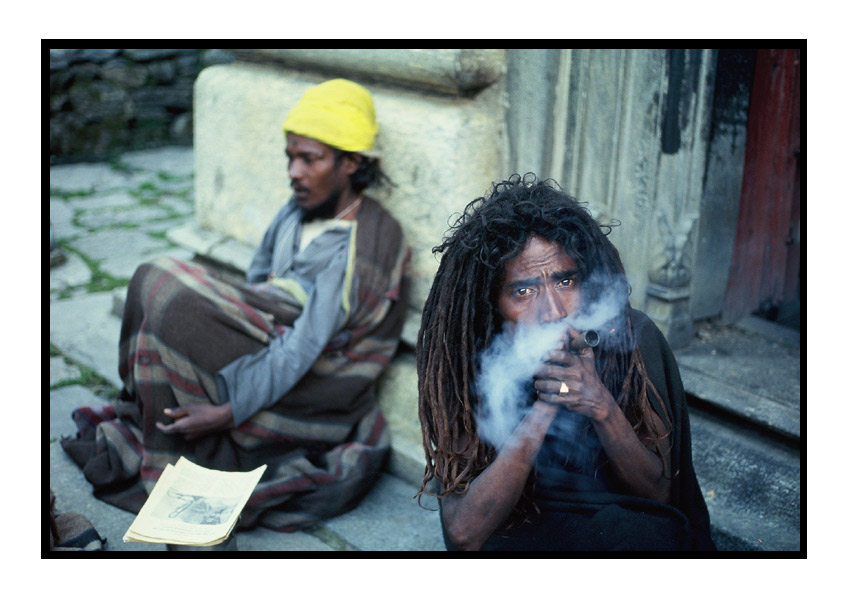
[[321, 472, 444, 551], [49, 292, 123, 389], [158, 195, 195, 216], [49, 250, 91, 291], [139, 215, 196, 236], [71, 228, 169, 265], [166, 220, 228, 255], [75, 204, 172, 229], [674, 318, 800, 440], [71, 228, 193, 281], [689, 408, 800, 551], [66, 190, 138, 212], [206, 236, 255, 274], [49, 198, 86, 240], [49, 162, 134, 194], [235, 526, 334, 552], [679, 366, 800, 439], [736, 315, 801, 347], [49, 385, 101, 439], [119, 146, 195, 177], [49, 357, 82, 389]]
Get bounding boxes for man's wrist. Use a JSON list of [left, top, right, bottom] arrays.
[[219, 403, 235, 429]]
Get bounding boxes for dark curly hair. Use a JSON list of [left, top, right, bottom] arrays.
[[416, 174, 670, 523], [332, 149, 393, 193]]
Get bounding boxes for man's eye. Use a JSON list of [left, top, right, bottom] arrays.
[[514, 288, 533, 297], [557, 278, 575, 288]]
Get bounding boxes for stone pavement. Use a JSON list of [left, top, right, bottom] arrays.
[[48, 146, 444, 552]]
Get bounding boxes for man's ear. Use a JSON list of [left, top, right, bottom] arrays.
[[342, 153, 362, 176]]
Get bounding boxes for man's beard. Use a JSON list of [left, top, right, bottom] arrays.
[[301, 189, 341, 222]]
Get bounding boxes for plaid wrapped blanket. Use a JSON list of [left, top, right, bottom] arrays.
[[62, 198, 409, 532]]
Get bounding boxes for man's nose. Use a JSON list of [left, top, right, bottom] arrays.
[[288, 159, 303, 181], [538, 288, 569, 324]]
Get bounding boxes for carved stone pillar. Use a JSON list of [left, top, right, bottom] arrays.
[[540, 49, 717, 348]]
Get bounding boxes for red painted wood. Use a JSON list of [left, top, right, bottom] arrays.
[[724, 49, 801, 321]]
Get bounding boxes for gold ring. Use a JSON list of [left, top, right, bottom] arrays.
[[559, 382, 569, 395]]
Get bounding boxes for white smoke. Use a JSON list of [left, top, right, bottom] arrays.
[[474, 272, 629, 449]]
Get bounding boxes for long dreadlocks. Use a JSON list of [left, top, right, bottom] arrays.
[[416, 174, 671, 520]]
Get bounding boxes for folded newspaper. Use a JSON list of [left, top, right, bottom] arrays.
[[123, 457, 266, 546]]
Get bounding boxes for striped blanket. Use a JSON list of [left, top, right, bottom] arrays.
[[62, 198, 409, 532]]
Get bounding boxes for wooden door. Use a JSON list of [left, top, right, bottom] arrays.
[[724, 48, 801, 324]]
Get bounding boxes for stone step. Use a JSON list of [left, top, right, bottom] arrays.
[[674, 316, 801, 443], [689, 405, 800, 551], [675, 318, 801, 551]]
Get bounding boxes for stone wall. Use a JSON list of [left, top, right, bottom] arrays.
[[49, 48, 235, 163]]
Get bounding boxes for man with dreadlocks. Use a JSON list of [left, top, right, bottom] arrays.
[[417, 175, 714, 551]]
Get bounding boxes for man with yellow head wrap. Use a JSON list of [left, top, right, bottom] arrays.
[[62, 79, 410, 543]]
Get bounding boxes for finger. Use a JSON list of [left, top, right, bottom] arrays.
[[534, 363, 560, 380], [576, 346, 595, 360], [156, 420, 182, 434], [545, 348, 576, 366], [534, 379, 580, 404], [163, 407, 189, 419], [534, 379, 556, 396]]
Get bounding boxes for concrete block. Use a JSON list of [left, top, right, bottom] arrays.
[[193, 62, 507, 313]]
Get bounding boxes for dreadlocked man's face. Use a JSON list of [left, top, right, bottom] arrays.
[[497, 235, 581, 326]]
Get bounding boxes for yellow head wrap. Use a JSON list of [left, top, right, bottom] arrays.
[[283, 79, 378, 153]]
